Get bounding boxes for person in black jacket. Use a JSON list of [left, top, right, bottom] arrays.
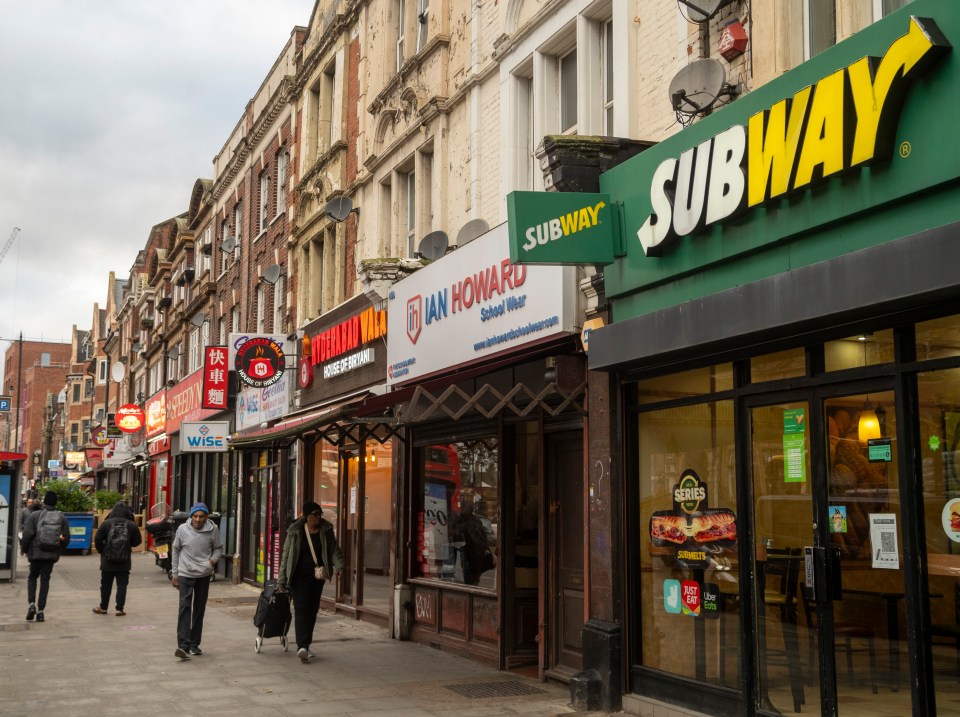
[[277, 501, 345, 663], [20, 491, 70, 623], [18, 498, 41, 554], [92, 502, 143, 616]]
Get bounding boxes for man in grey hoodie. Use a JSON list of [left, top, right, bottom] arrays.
[[171, 502, 223, 659]]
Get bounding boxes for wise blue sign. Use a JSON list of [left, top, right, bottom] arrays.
[[181, 421, 229, 453]]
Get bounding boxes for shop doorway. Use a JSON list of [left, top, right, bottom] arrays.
[[544, 429, 585, 679], [330, 439, 393, 619], [750, 385, 906, 716], [242, 463, 278, 584], [339, 448, 358, 606]]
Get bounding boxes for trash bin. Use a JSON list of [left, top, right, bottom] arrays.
[[64, 512, 95, 555], [171, 510, 189, 535]]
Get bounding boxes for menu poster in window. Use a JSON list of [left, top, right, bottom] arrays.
[[869, 513, 899, 569], [941, 498, 960, 543], [423, 482, 450, 571], [783, 408, 807, 483], [649, 469, 737, 569]]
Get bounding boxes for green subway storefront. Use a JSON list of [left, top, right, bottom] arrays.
[[514, 1, 960, 715]]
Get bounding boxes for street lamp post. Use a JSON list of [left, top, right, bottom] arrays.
[[14, 331, 22, 453]]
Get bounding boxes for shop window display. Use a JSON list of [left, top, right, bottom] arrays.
[[637, 397, 738, 687], [918, 365, 960, 701], [415, 439, 498, 589]]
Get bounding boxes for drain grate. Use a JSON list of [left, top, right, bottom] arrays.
[[445, 681, 546, 699]]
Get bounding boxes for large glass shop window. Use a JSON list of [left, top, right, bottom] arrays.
[[918, 364, 960, 704], [313, 443, 340, 534], [416, 438, 499, 589], [638, 399, 738, 687]]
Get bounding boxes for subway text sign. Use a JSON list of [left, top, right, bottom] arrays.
[[637, 16, 950, 256]]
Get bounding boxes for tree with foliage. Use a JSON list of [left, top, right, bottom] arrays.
[[35, 478, 94, 512], [94, 490, 129, 511]]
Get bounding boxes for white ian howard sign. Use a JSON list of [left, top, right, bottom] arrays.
[[181, 421, 230, 453], [387, 222, 577, 386]]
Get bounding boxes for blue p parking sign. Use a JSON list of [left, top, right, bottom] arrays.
[[0, 396, 10, 412]]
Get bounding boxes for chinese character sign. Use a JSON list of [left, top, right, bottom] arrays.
[[202, 346, 229, 410]]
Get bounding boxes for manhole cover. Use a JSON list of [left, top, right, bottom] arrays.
[[210, 596, 260, 606], [445, 681, 546, 698]]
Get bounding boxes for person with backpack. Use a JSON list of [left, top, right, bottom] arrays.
[[19, 490, 70, 622], [171, 502, 223, 659], [92, 501, 142, 616]]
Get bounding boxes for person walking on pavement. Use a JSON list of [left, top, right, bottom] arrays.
[[18, 497, 41, 550], [19, 497, 40, 530], [20, 491, 70, 623], [171, 502, 223, 659], [277, 501, 345, 663], [92, 501, 142, 616]]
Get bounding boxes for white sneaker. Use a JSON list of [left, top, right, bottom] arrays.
[[306, 649, 316, 659], [298, 647, 309, 663]]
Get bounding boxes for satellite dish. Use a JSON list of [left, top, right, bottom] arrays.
[[456, 218, 489, 247], [167, 346, 180, 361], [261, 263, 283, 285], [324, 195, 353, 223], [111, 362, 126, 383], [221, 236, 237, 253], [668, 58, 730, 119], [677, 0, 736, 23], [417, 231, 449, 261]]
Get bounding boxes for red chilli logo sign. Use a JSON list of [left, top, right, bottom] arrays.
[[235, 337, 285, 388]]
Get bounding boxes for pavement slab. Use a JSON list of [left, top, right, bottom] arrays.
[[0, 551, 603, 716]]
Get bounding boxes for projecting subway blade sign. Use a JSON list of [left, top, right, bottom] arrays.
[[181, 421, 230, 453], [506, 191, 620, 265]]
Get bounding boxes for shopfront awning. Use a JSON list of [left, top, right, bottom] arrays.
[[229, 389, 402, 449], [350, 334, 585, 425]]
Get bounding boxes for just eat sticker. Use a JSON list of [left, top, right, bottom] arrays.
[[681, 580, 701, 617]]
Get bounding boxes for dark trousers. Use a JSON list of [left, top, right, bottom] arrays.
[[177, 576, 211, 650], [100, 570, 130, 611], [27, 560, 55, 610], [289, 576, 325, 649]]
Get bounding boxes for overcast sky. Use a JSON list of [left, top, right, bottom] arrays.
[[0, 0, 309, 350]]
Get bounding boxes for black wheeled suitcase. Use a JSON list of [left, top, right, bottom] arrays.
[[253, 580, 291, 652]]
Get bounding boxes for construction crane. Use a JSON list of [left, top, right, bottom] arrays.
[[0, 227, 21, 267]]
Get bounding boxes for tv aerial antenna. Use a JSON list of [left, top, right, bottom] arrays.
[[668, 58, 739, 126]]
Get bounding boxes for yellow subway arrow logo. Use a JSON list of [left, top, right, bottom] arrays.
[[638, 15, 950, 257], [523, 200, 607, 251]]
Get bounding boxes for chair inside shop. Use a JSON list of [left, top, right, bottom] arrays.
[[931, 583, 960, 681], [800, 588, 879, 694]]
